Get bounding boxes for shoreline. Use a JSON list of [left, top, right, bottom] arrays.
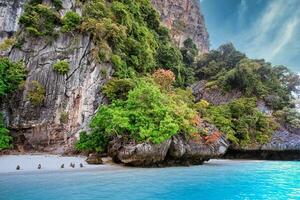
[[0, 154, 298, 175], [0, 154, 121, 174]]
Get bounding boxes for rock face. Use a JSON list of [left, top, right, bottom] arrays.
[[0, 0, 113, 154], [108, 138, 172, 166], [193, 81, 300, 160], [108, 122, 229, 167], [152, 0, 209, 53], [86, 153, 103, 165], [224, 129, 300, 161], [0, 0, 26, 41], [0, 0, 210, 154], [2, 33, 112, 154], [192, 81, 242, 105]]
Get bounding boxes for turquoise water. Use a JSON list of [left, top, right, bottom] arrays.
[[0, 160, 299, 200]]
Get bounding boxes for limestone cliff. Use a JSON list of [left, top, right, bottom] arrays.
[[0, 0, 26, 41], [0, 0, 113, 153], [152, 0, 209, 53], [0, 0, 210, 154]]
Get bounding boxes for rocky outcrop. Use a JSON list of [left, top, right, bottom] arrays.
[[108, 122, 229, 167], [1, 33, 112, 154], [86, 153, 103, 165], [152, 0, 209, 53], [0, 0, 113, 153], [193, 80, 300, 160], [108, 138, 172, 166], [0, 0, 26, 41], [192, 81, 242, 105], [0, 0, 211, 155]]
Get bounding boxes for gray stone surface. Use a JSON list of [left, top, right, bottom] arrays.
[[152, 0, 209, 54], [0, 0, 211, 154], [108, 122, 229, 167], [0, 0, 112, 153], [0, 0, 26, 42]]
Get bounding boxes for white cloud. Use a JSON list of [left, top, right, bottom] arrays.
[[235, 0, 300, 67], [237, 0, 247, 25], [268, 17, 299, 59]]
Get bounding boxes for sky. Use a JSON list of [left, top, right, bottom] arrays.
[[200, 0, 300, 73]]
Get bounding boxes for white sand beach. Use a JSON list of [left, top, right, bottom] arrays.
[[0, 154, 116, 174]]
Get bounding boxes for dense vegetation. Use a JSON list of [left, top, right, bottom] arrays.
[[0, 58, 26, 97], [80, 0, 187, 83], [0, 58, 26, 150], [76, 69, 199, 152], [27, 81, 46, 106], [202, 98, 277, 146], [19, 3, 61, 37], [0, 114, 12, 150], [196, 43, 300, 110], [53, 61, 70, 75], [2, 0, 299, 152], [75, 1, 300, 152]]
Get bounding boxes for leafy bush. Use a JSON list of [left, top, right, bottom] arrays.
[[53, 0, 63, 10], [181, 38, 198, 67], [102, 78, 135, 101], [0, 114, 12, 151], [77, 77, 198, 152], [53, 61, 70, 75], [0, 57, 26, 97], [62, 11, 81, 32], [274, 107, 300, 129], [152, 69, 175, 91], [196, 43, 299, 110], [19, 4, 61, 36], [75, 131, 108, 153], [0, 38, 16, 51], [60, 111, 69, 124], [203, 98, 277, 146], [80, 0, 185, 81], [27, 81, 46, 106]]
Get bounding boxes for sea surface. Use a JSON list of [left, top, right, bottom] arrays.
[[0, 160, 299, 200]]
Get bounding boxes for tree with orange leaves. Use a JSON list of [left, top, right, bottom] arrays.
[[152, 69, 176, 91], [204, 131, 222, 144]]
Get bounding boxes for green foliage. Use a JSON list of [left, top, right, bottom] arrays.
[[196, 43, 246, 79], [81, 0, 184, 80], [19, 3, 61, 36], [274, 107, 300, 129], [0, 114, 12, 151], [27, 81, 46, 106], [75, 131, 108, 153], [53, 61, 70, 75], [196, 43, 299, 110], [203, 98, 277, 146], [60, 111, 69, 124], [62, 11, 81, 32], [178, 38, 199, 86], [77, 78, 198, 152], [102, 78, 135, 101], [181, 38, 198, 67], [157, 43, 182, 70], [0, 38, 16, 51], [53, 0, 63, 10], [0, 57, 26, 97]]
